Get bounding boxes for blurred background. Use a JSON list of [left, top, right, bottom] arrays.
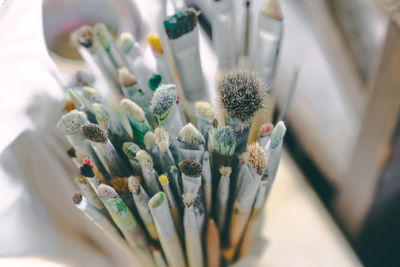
[[1, 0, 399, 266]]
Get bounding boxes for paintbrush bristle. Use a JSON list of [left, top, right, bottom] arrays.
[[92, 103, 109, 129], [109, 178, 130, 194], [178, 123, 205, 145], [98, 184, 118, 198], [146, 33, 163, 54], [270, 121, 286, 149], [212, 118, 218, 129], [137, 150, 154, 170], [219, 166, 232, 177], [154, 127, 170, 153], [212, 126, 236, 156], [182, 193, 197, 207], [128, 176, 141, 195], [57, 110, 87, 133], [70, 25, 94, 48], [164, 8, 199, 40], [259, 123, 274, 137], [158, 175, 168, 185], [144, 131, 155, 148], [121, 98, 145, 122], [72, 192, 83, 205], [67, 147, 76, 158], [80, 164, 94, 178], [195, 101, 214, 120], [75, 70, 92, 86], [81, 123, 108, 143], [247, 142, 267, 175], [82, 86, 99, 99], [217, 71, 264, 124], [148, 192, 165, 209], [119, 68, 137, 87], [179, 159, 202, 177], [150, 84, 176, 117], [119, 32, 135, 54], [122, 142, 141, 159]]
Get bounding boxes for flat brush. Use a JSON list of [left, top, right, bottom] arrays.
[[97, 185, 155, 267], [177, 123, 205, 161], [148, 192, 186, 267]]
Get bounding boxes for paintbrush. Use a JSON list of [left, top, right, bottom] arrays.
[[148, 192, 186, 267], [238, 0, 252, 68], [257, 123, 274, 149], [266, 121, 286, 183], [67, 88, 97, 123], [128, 176, 159, 241], [216, 166, 232, 232], [206, 218, 221, 267], [147, 33, 174, 84], [122, 142, 144, 180], [137, 150, 161, 196], [154, 127, 176, 177], [201, 151, 212, 217], [177, 123, 205, 161], [74, 174, 105, 212], [67, 147, 81, 169], [144, 131, 164, 174], [97, 185, 155, 267], [194, 101, 214, 144]]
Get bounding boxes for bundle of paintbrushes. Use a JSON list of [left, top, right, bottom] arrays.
[[57, 1, 293, 266]]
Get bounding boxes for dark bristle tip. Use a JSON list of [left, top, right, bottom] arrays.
[[72, 192, 83, 205], [67, 147, 76, 158], [178, 160, 202, 177], [80, 164, 94, 177], [212, 118, 218, 128], [163, 9, 198, 40], [81, 124, 108, 143]]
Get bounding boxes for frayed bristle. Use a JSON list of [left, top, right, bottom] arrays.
[[57, 110, 87, 133], [72, 192, 83, 205], [217, 71, 264, 123], [82, 123, 108, 143], [122, 142, 140, 159], [179, 160, 202, 177], [110, 178, 130, 194], [158, 175, 168, 185], [82, 86, 99, 99], [98, 184, 118, 198], [128, 176, 141, 195], [119, 68, 137, 87], [75, 176, 87, 184], [80, 164, 94, 177], [212, 118, 218, 128], [212, 126, 236, 156], [247, 142, 267, 175], [164, 9, 198, 40], [119, 32, 135, 54], [137, 150, 154, 170], [154, 127, 170, 152], [182, 193, 197, 207], [259, 123, 274, 137], [195, 101, 214, 120], [70, 25, 94, 48], [219, 166, 232, 177], [144, 131, 155, 148], [92, 103, 109, 129], [270, 121, 286, 149], [121, 98, 145, 122], [146, 33, 163, 54], [150, 84, 176, 117], [148, 192, 165, 209], [178, 123, 205, 145], [67, 147, 76, 158]]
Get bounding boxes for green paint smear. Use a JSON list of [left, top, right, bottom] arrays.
[[148, 74, 162, 91]]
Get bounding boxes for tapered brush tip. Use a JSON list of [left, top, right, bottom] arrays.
[[122, 142, 141, 159], [57, 110, 87, 133], [128, 176, 141, 195], [217, 71, 264, 124], [247, 142, 267, 175], [92, 103, 109, 129], [137, 150, 154, 170], [82, 123, 108, 143], [158, 175, 168, 185], [98, 184, 119, 198], [154, 127, 170, 152], [144, 131, 155, 148], [148, 192, 165, 209], [72, 192, 83, 205], [146, 33, 163, 54], [119, 32, 135, 54], [178, 123, 205, 145], [259, 123, 274, 137], [121, 98, 145, 122], [150, 84, 177, 117], [270, 121, 286, 149], [67, 147, 76, 158], [195, 101, 214, 120], [70, 25, 94, 48], [119, 68, 137, 87], [80, 164, 94, 178], [219, 166, 232, 177], [179, 160, 202, 177]]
